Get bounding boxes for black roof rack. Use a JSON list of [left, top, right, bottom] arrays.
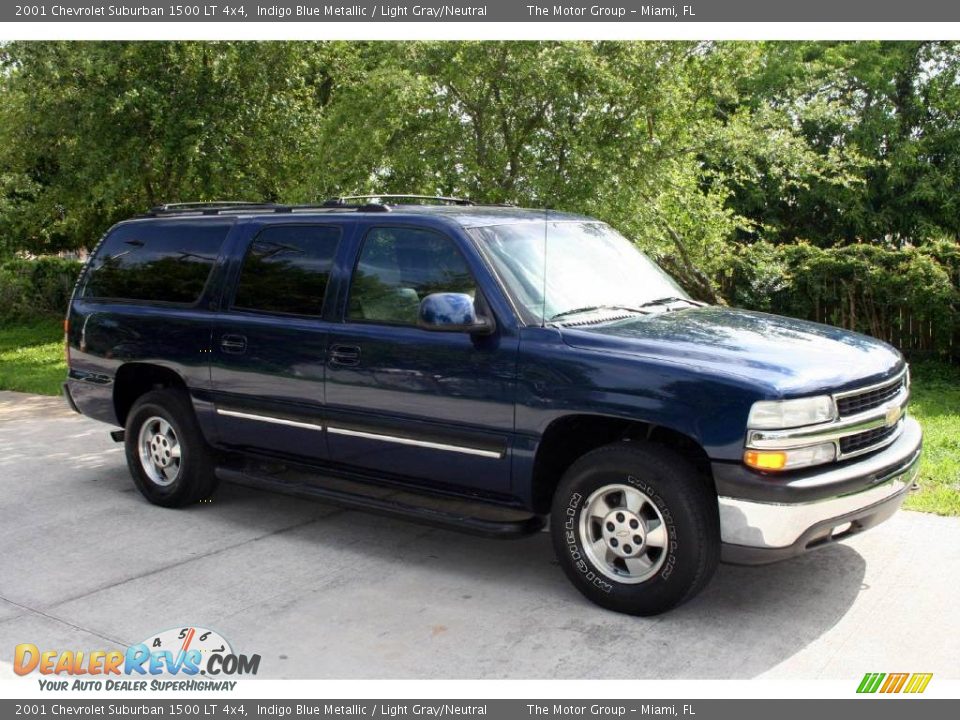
[[143, 201, 383, 217], [143, 194, 476, 217], [323, 194, 474, 207], [146, 201, 287, 216]]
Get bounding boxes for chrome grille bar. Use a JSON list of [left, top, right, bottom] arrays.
[[834, 366, 908, 418], [746, 368, 910, 462]]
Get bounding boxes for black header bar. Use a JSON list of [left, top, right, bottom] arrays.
[[5, 1, 959, 23]]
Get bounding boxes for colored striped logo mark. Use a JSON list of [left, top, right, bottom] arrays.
[[857, 672, 933, 694]]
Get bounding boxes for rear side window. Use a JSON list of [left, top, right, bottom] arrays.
[[232, 225, 341, 317], [83, 220, 230, 304]]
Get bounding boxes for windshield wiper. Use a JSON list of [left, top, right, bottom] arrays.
[[638, 296, 704, 310], [548, 305, 649, 322]]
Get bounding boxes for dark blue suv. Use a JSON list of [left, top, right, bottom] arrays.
[[64, 196, 922, 615]]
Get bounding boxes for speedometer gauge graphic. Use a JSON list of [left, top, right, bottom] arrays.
[[137, 626, 233, 674]]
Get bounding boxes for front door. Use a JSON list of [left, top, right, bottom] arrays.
[[209, 222, 345, 461], [325, 224, 517, 496]]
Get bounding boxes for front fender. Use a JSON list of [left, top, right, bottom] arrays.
[[516, 327, 762, 460]]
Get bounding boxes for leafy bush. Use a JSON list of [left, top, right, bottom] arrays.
[[722, 241, 959, 359], [0, 256, 82, 325]]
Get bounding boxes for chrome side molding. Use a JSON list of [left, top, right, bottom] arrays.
[[216, 407, 324, 432], [326, 426, 503, 459], [215, 407, 502, 459]]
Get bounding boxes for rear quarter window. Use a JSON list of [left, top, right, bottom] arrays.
[[82, 220, 231, 304]]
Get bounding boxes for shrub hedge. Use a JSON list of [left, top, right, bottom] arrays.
[[0, 257, 83, 325], [722, 240, 959, 360]]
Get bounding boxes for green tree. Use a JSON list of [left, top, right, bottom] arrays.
[[1, 40, 954, 304], [725, 41, 960, 247], [338, 41, 858, 301], [0, 41, 349, 252]]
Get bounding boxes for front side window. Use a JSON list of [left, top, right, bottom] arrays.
[[348, 227, 476, 325], [232, 225, 341, 317], [83, 220, 231, 303], [469, 221, 689, 325]]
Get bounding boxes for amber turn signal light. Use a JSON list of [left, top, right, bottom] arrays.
[[743, 449, 788, 471]]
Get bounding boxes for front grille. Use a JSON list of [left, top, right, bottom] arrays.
[[836, 374, 906, 417], [839, 423, 900, 455]]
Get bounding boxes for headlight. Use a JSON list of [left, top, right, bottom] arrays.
[[747, 396, 836, 429], [744, 443, 837, 471]]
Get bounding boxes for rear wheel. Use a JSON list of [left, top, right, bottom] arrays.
[[124, 389, 219, 507], [550, 442, 719, 616]]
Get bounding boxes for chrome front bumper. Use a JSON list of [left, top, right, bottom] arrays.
[[718, 416, 922, 564]]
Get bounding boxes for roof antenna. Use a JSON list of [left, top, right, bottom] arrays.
[[541, 206, 549, 327]]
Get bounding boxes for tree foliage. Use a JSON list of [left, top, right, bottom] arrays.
[[726, 41, 960, 247], [1, 41, 958, 309], [0, 42, 340, 251]]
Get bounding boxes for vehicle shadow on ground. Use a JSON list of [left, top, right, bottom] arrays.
[[6, 456, 868, 679], [191, 479, 868, 679]]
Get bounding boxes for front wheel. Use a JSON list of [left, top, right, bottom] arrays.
[[550, 442, 720, 616]]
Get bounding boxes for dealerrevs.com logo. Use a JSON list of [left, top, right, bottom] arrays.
[[14, 626, 260, 692], [857, 672, 933, 694]]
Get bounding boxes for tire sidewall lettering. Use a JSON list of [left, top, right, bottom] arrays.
[[626, 474, 679, 580], [563, 490, 613, 593]]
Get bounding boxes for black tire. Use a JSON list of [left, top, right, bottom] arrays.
[[550, 442, 720, 616], [124, 388, 219, 507]]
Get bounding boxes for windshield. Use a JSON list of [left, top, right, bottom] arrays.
[[469, 221, 690, 325]]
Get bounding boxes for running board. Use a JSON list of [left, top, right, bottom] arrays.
[[215, 466, 545, 539]]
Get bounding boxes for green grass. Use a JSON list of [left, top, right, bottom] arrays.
[[903, 361, 960, 516], [0, 318, 65, 395], [1, 319, 958, 515]]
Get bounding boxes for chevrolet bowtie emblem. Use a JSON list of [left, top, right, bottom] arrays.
[[886, 405, 904, 426]]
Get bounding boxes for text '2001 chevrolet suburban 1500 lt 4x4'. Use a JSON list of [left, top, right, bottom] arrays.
[[63, 196, 922, 616]]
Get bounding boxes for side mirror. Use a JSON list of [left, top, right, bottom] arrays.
[[418, 293, 494, 335]]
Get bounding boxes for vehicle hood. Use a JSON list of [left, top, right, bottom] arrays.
[[559, 306, 904, 397]]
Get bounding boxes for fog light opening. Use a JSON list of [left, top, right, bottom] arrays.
[[832, 522, 853, 537]]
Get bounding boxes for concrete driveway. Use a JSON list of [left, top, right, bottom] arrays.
[[0, 390, 957, 680]]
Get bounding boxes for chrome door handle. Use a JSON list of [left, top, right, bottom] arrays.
[[220, 334, 247, 354], [329, 344, 361, 366]]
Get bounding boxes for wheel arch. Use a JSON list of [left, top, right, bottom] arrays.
[[529, 413, 715, 515], [113, 362, 191, 428]]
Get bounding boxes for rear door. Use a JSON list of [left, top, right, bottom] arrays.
[[209, 220, 352, 460], [324, 223, 518, 496]]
